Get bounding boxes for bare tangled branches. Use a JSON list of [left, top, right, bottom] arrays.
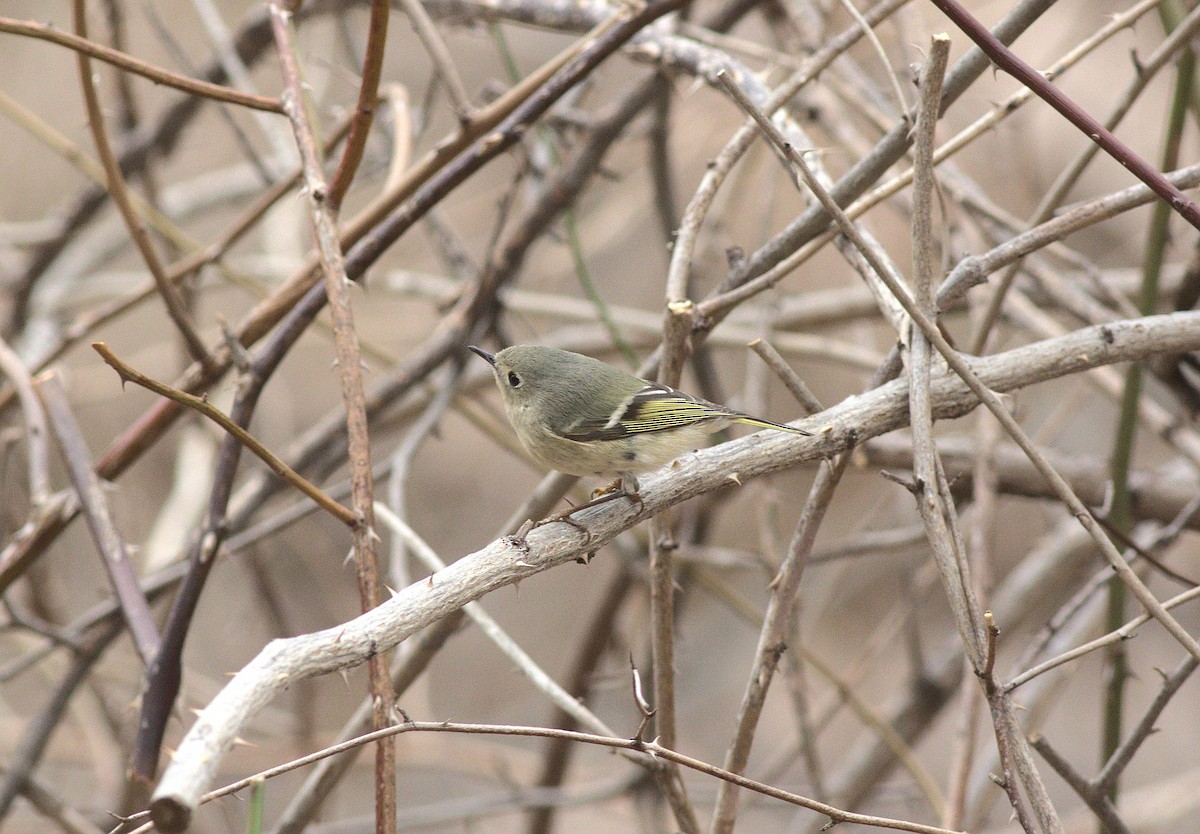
[[0, 1, 1198, 833]]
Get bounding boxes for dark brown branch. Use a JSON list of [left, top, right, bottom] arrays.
[[928, 0, 1200, 231], [128, 273, 355, 781]]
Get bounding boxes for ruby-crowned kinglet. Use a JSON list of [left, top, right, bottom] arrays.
[[469, 345, 810, 496]]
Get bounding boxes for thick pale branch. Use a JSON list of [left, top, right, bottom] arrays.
[[150, 313, 1200, 829]]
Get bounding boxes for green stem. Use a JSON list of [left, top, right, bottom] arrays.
[[1159, 0, 1200, 125], [1101, 37, 1193, 813]]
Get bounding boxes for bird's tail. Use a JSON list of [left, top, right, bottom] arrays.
[[734, 415, 812, 437]]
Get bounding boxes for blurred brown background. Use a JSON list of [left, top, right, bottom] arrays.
[[1, 0, 1198, 832]]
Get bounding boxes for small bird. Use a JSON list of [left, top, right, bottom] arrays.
[[469, 344, 811, 506]]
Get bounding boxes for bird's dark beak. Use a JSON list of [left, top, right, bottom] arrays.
[[468, 345, 497, 367]]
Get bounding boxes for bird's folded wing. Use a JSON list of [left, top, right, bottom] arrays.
[[562, 383, 726, 441]]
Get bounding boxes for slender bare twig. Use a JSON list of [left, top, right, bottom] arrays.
[[71, 0, 212, 371], [707, 158, 1200, 326], [927, 0, 1200, 231], [268, 7, 396, 833], [396, 0, 473, 118], [709, 453, 854, 834], [136, 311, 1200, 829], [326, 0, 390, 209], [747, 338, 824, 415], [141, 3, 273, 183], [797, 642, 946, 813], [1004, 583, 1200, 693], [188, 0, 294, 165], [0, 336, 51, 506], [0, 17, 283, 112], [34, 372, 160, 665], [1029, 736, 1131, 834], [945, 372, 1000, 829], [1096, 652, 1199, 793], [646, 300, 702, 834], [141, 720, 969, 834], [91, 343, 355, 526], [719, 63, 1200, 668], [905, 35, 1052, 833]]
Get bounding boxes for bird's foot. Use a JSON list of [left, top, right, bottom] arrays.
[[592, 478, 625, 499], [538, 506, 593, 542]]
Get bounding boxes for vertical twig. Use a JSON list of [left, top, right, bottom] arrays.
[[909, 35, 1063, 834], [395, 0, 472, 119], [708, 454, 853, 834], [268, 7, 396, 833], [70, 0, 213, 371], [0, 337, 51, 507], [1101, 42, 1194, 804], [647, 297, 702, 834], [326, 0, 390, 210]]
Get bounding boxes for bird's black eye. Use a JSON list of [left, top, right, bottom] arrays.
[[507, 371, 523, 388]]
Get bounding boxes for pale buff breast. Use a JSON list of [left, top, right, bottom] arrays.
[[517, 418, 720, 478]]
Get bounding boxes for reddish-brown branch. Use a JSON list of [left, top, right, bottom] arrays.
[[929, 0, 1200, 231], [0, 16, 283, 112], [326, 0, 390, 210], [268, 6, 396, 832], [71, 0, 213, 371]]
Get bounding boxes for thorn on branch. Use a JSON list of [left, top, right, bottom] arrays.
[[629, 654, 656, 742], [880, 469, 922, 495]]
